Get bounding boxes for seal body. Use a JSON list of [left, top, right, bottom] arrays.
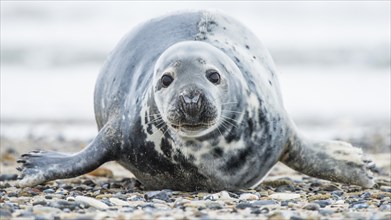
[[94, 11, 287, 190], [17, 10, 375, 191]]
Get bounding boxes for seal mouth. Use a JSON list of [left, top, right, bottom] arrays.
[[170, 122, 215, 132]]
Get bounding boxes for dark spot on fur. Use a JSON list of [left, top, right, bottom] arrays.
[[224, 122, 241, 144], [223, 27, 226, 30], [247, 118, 254, 134], [253, 56, 256, 59], [186, 140, 195, 146], [210, 137, 220, 146], [146, 125, 153, 135], [213, 147, 224, 158], [245, 45, 250, 49], [222, 147, 252, 174], [144, 111, 148, 123], [334, 150, 349, 155], [161, 138, 172, 158], [268, 80, 272, 86], [234, 57, 240, 63], [145, 112, 153, 135], [188, 154, 195, 162]]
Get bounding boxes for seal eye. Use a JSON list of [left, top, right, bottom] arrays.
[[161, 75, 174, 88], [207, 71, 221, 84]]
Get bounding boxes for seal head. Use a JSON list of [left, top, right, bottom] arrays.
[[153, 41, 245, 138]]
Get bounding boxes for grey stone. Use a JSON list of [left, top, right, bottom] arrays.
[[313, 200, 332, 208], [252, 200, 277, 206], [144, 191, 171, 202], [352, 203, 369, 209], [0, 174, 18, 181], [43, 189, 55, 194], [303, 203, 320, 211]]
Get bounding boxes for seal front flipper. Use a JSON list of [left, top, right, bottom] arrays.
[[17, 123, 121, 187], [279, 134, 375, 188]]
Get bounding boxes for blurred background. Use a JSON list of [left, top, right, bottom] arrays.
[[1, 1, 390, 151]]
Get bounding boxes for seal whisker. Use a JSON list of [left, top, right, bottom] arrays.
[[147, 113, 162, 119], [221, 118, 237, 128], [215, 122, 224, 136], [147, 119, 164, 127], [220, 115, 242, 126], [146, 117, 163, 125], [219, 119, 231, 131], [150, 121, 168, 136], [160, 124, 170, 138], [221, 102, 238, 105], [148, 113, 162, 118], [221, 110, 243, 114]]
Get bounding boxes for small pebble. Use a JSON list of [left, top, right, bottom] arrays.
[[220, 191, 234, 200], [128, 195, 145, 201], [50, 200, 80, 211], [380, 204, 391, 211], [331, 190, 344, 197], [239, 193, 259, 201], [0, 182, 11, 189], [275, 184, 295, 192], [269, 193, 300, 201], [252, 200, 277, 206], [303, 203, 320, 211], [75, 196, 108, 210], [203, 193, 219, 201], [319, 209, 336, 216], [313, 200, 332, 208], [32, 200, 47, 206], [183, 201, 206, 209], [145, 191, 171, 202], [0, 174, 18, 181], [361, 192, 371, 199], [206, 202, 223, 210], [380, 186, 391, 193], [66, 197, 75, 202], [235, 202, 253, 209], [352, 203, 369, 209], [43, 189, 55, 194], [109, 198, 129, 206], [322, 184, 340, 191]]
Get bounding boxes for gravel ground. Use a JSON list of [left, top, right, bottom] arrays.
[[1, 126, 390, 220]]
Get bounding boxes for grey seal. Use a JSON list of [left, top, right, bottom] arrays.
[[17, 10, 375, 191]]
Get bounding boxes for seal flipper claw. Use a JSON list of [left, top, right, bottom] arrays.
[[280, 135, 375, 188], [17, 123, 121, 187]]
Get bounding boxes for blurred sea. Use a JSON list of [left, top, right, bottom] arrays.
[[1, 2, 390, 142]]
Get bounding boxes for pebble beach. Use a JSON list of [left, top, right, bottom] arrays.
[[0, 122, 390, 220]]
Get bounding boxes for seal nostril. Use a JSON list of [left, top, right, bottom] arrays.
[[182, 94, 201, 104]]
